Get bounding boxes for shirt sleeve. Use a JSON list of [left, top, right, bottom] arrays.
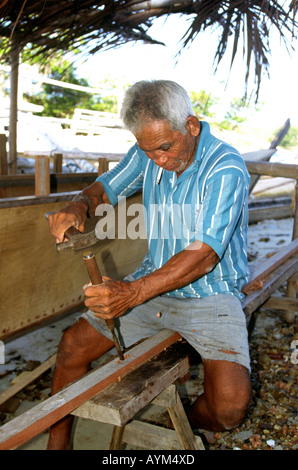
[[195, 166, 248, 258], [96, 144, 144, 206]]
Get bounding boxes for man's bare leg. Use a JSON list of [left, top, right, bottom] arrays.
[[188, 359, 251, 432], [47, 318, 114, 450]]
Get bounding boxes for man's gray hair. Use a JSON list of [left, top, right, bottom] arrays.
[[120, 80, 195, 135]]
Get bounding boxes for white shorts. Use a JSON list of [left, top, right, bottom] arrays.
[[82, 291, 251, 372]]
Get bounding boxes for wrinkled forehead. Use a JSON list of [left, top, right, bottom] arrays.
[[135, 120, 182, 147], [135, 117, 186, 137]]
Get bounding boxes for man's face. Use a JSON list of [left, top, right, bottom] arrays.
[[135, 117, 200, 175]]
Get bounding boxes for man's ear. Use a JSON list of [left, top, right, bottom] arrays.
[[186, 116, 201, 137]]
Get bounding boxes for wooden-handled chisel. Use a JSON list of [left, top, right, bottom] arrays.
[[83, 252, 124, 361]]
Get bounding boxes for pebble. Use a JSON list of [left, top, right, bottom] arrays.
[[266, 439, 275, 447], [234, 430, 253, 440]]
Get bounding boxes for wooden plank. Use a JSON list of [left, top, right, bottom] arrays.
[[262, 296, 298, 312], [243, 255, 298, 317], [0, 330, 182, 450], [0, 192, 76, 209], [151, 383, 178, 407], [248, 202, 292, 224], [72, 340, 192, 426], [24, 150, 124, 162], [242, 239, 298, 295], [0, 354, 57, 407], [121, 420, 203, 450], [243, 149, 276, 193], [0, 192, 147, 340], [0, 172, 96, 197], [245, 160, 298, 179]]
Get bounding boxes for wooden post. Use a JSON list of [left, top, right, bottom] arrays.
[[98, 157, 108, 175], [286, 181, 298, 323], [8, 41, 19, 175], [0, 134, 8, 175], [292, 181, 298, 240], [53, 153, 63, 173], [35, 155, 50, 196]]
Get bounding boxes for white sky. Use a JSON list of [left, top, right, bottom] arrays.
[[73, 14, 298, 130]]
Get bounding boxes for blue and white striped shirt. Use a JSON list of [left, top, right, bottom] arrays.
[[96, 121, 250, 300]]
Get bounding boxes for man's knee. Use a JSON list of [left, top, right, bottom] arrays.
[[203, 360, 252, 431], [55, 317, 114, 370], [212, 384, 251, 430], [56, 318, 95, 367]]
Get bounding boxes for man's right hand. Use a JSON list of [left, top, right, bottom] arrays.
[[48, 181, 109, 244], [47, 201, 88, 244]]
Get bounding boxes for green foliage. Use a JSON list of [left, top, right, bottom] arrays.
[[23, 56, 118, 118], [189, 89, 260, 133], [88, 95, 118, 113], [218, 97, 250, 131], [278, 127, 298, 149], [189, 90, 218, 118]]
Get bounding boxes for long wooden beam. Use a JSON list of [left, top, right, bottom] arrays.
[[0, 329, 181, 450], [243, 255, 297, 318], [242, 239, 298, 295], [245, 160, 298, 179]]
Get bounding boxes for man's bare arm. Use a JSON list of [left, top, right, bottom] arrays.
[[84, 241, 219, 319], [134, 241, 219, 305]]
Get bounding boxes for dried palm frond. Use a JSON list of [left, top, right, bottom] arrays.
[[179, 0, 297, 99], [0, 1, 297, 99]]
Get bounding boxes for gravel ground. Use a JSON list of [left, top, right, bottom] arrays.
[[200, 306, 297, 450]]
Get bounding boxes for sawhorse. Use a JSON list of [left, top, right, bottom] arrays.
[[72, 339, 204, 450]]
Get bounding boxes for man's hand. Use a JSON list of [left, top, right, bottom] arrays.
[[84, 278, 141, 319], [47, 181, 109, 244], [48, 201, 88, 244]]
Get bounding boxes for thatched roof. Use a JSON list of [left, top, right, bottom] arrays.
[[0, 1, 297, 97]]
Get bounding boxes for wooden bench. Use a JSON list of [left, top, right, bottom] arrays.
[[0, 240, 296, 450]]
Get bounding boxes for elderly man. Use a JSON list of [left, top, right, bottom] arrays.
[[47, 80, 251, 450]]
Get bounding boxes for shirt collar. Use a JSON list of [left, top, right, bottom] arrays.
[[194, 121, 210, 163]]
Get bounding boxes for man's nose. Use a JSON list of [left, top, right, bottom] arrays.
[[152, 151, 168, 166]]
